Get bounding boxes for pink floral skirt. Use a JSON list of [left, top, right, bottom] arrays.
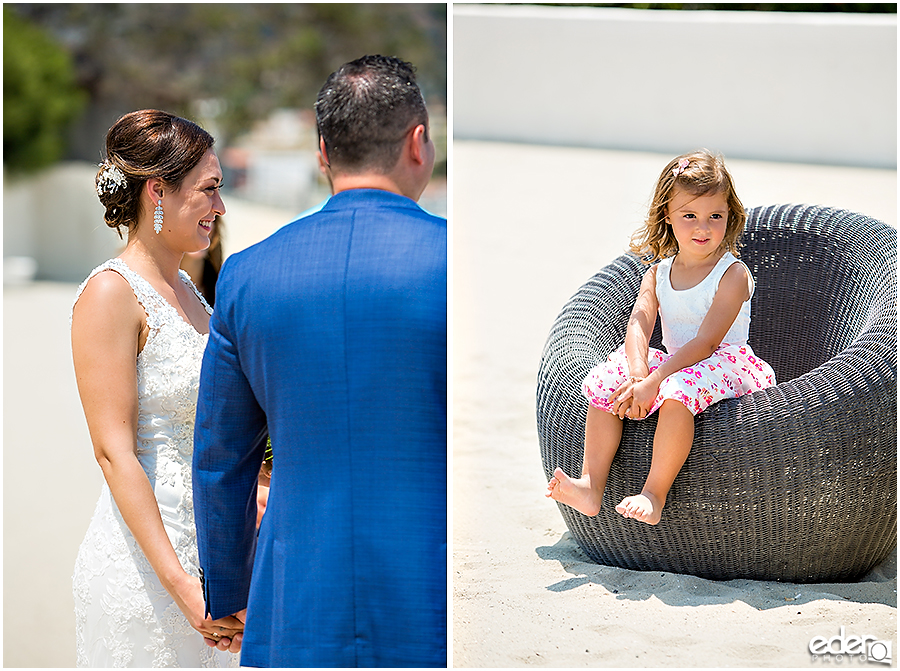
[[582, 343, 777, 417]]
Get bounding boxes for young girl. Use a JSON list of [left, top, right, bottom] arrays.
[[546, 150, 776, 525]]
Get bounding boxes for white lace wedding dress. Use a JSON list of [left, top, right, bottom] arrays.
[[72, 259, 239, 668]]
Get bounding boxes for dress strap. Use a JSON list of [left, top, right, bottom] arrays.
[[71, 259, 166, 331], [179, 269, 213, 316]]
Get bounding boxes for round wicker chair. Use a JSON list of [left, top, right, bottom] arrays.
[[537, 204, 897, 582]]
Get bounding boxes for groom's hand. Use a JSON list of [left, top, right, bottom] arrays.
[[204, 609, 248, 653], [204, 632, 242, 653], [226, 610, 247, 653]]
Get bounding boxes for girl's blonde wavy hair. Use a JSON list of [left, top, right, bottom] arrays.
[[630, 149, 745, 264]]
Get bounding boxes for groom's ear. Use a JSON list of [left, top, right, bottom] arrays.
[[406, 124, 429, 166], [318, 137, 331, 169]]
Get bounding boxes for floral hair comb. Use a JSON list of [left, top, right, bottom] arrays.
[[672, 158, 690, 178], [96, 161, 127, 196]]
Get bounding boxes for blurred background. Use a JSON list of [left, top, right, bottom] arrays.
[[3, 4, 446, 667], [4, 2, 447, 283]]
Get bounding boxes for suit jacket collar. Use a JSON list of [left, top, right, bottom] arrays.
[[325, 188, 422, 212]]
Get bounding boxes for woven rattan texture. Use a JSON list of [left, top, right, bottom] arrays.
[[537, 204, 897, 582]]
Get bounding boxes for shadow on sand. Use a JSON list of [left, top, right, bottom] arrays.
[[537, 532, 897, 611]]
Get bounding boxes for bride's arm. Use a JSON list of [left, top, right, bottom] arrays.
[[71, 271, 243, 646]]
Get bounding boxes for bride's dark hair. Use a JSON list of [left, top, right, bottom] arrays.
[[96, 110, 215, 238]]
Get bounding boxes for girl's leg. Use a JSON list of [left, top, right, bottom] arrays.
[[546, 406, 623, 516], [616, 399, 694, 525]]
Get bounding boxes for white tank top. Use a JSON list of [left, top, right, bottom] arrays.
[[655, 252, 754, 353]]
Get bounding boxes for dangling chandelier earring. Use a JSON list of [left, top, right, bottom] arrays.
[[154, 199, 164, 234]]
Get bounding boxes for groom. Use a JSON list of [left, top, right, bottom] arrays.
[[192, 55, 446, 667]]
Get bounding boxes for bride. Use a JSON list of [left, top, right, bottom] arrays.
[[71, 110, 243, 667]]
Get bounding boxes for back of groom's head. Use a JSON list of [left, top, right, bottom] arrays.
[[315, 55, 429, 175]]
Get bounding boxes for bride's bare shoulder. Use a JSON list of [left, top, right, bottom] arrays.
[[73, 267, 144, 334]]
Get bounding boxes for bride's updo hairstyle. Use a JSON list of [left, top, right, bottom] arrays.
[[96, 110, 215, 238]]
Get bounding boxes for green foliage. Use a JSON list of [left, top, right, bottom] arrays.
[[3, 6, 86, 173], [7, 4, 447, 149]]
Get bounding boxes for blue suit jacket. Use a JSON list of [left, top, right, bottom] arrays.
[[193, 189, 447, 667]]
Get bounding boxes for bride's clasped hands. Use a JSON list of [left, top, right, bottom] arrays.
[[172, 573, 244, 652]]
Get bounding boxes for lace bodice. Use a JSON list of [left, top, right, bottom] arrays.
[[72, 259, 237, 667]]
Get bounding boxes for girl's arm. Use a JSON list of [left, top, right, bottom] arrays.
[[613, 262, 751, 419], [607, 266, 659, 419], [71, 271, 243, 645], [643, 262, 751, 389], [623, 265, 660, 380]]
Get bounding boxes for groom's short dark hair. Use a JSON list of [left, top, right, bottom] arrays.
[[315, 55, 429, 174]]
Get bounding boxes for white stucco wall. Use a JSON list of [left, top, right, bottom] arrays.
[[454, 5, 896, 168], [2, 163, 299, 283], [3, 163, 121, 283]]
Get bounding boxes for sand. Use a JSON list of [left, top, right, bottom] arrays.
[[451, 141, 897, 667]]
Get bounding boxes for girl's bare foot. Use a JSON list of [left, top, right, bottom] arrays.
[[615, 491, 663, 525], [546, 467, 602, 516]]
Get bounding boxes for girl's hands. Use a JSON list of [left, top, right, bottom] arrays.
[[630, 377, 660, 418], [608, 376, 659, 420]]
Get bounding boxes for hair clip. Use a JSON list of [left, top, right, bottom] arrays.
[[672, 158, 690, 178], [96, 161, 127, 196]]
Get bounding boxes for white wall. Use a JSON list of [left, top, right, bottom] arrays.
[[3, 163, 122, 283], [454, 5, 897, 168], [2, 163, 300, 284]]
